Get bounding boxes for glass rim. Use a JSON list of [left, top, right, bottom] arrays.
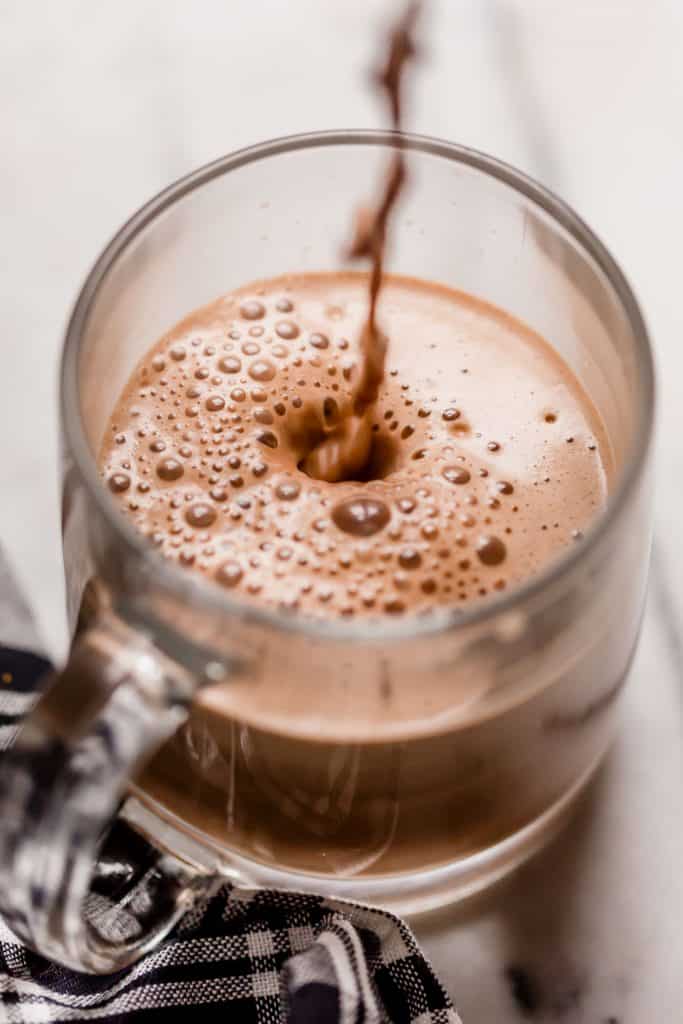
[[61, 129, 655, 644]]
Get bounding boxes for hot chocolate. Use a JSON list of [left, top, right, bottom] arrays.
[[97, 271, 617, 881], [100, 272, 610, 619]]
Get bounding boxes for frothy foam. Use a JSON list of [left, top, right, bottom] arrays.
[[99, 272, 611, 618]]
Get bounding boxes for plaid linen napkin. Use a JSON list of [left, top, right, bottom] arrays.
[[0, 549, 460, 1024]]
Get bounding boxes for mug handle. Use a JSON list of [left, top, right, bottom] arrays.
[[0, 611, 220, 973]]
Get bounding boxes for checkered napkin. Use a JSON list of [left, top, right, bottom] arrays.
[[0, 551, 461, 1023]]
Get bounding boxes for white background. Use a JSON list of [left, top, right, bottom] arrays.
[[2, 2, 682, 1018]]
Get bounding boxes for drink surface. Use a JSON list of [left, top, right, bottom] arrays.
[[99, 271, 611, 620]]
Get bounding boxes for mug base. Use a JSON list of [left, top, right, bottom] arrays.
[[126, 750, 603, 917]]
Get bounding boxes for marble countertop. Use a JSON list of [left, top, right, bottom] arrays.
[[2, 1, 681, 1018]]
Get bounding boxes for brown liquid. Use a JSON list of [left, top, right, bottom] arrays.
[[95, 273, 625, 881], [100, 273, 609, 619], [302, 1, 419, 482]]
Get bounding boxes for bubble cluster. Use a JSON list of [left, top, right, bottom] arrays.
[[100, 274, 606, 620]]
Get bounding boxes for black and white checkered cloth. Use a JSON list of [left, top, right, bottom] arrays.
[[0, 552, 461, 1023]]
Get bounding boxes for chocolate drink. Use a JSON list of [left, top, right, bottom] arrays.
[[98, 271, 621, 878], [96, 3, 629, 883], [100, 274, 609, 616], [302, 0, 419, 484]]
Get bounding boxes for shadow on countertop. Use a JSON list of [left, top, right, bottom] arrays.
[[412, 744, 641, 1022]]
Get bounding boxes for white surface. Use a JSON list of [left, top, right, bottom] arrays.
[[1, 1, 681, 1018]]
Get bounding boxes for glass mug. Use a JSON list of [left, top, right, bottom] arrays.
[[0, 133, 654, 973]]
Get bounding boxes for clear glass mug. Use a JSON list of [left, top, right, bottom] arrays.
[[0, 132, 654, 973]]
